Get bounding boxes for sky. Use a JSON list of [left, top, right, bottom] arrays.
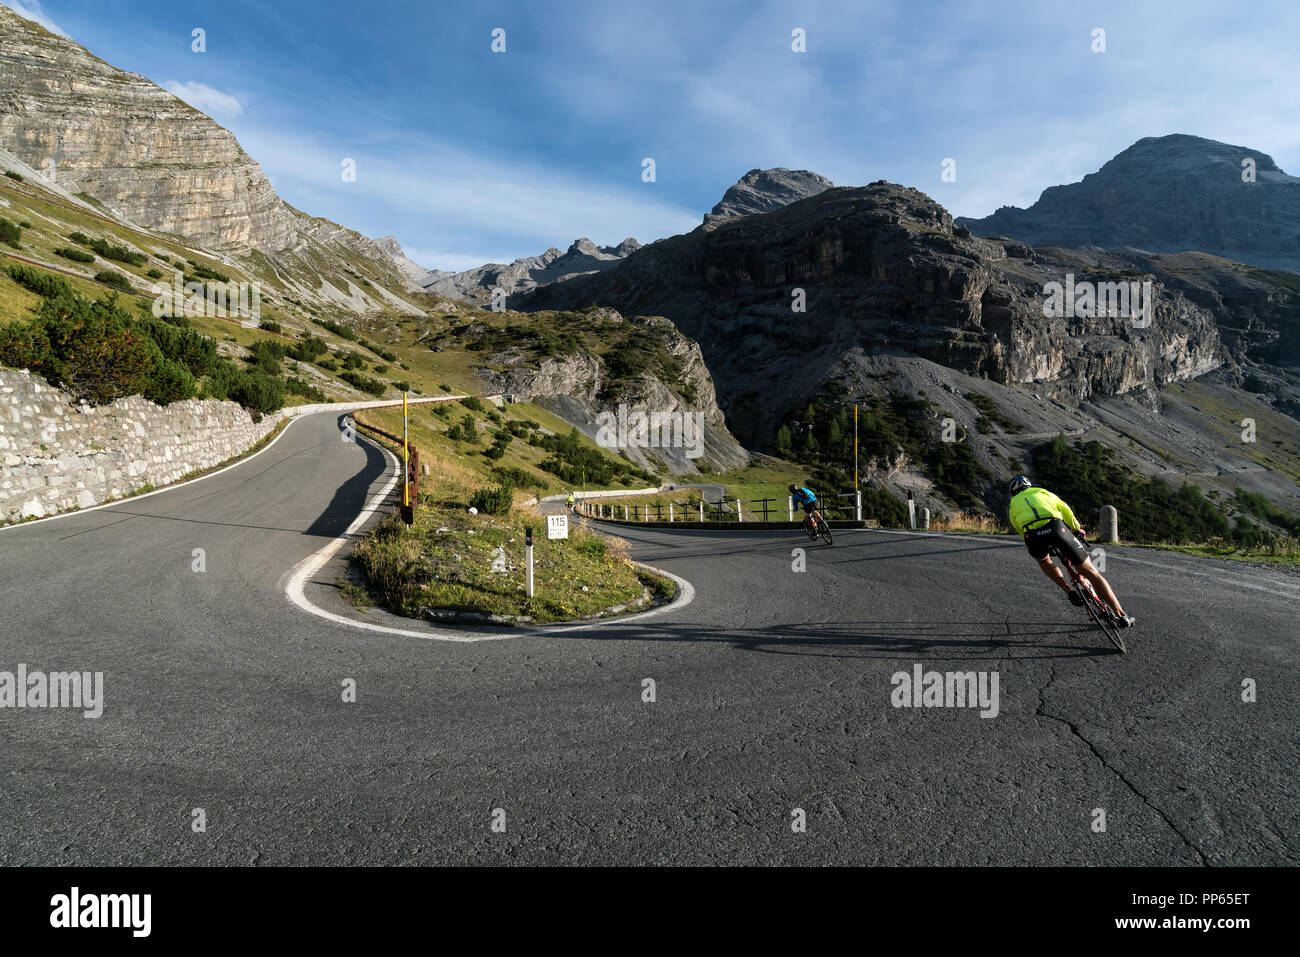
[[5, 0, 1300, 272]]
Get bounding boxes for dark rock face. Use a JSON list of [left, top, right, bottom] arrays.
[[956, 134, 1300, 274], [704, 168, 834, 225], [524, 182, 1231, 447]]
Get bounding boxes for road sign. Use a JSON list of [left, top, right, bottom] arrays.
[[546, 514, 569, 540]]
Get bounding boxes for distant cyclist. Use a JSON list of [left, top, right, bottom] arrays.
[[789, 484, 826, 526], [1006, 476, 1135, 628], [566, 491, 576, 510]]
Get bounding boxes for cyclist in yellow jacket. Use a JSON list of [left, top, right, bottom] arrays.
[[1006, 476, 1135, 628]]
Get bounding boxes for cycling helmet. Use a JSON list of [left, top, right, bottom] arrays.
[[1007, 475, 1032, 496], [788, 484, 798, 494]]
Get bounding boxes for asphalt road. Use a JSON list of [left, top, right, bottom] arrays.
[[1, 409, 1297, 865]]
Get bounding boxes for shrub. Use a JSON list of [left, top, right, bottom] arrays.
[[68, 231, 91, 245], [188, 263, 230, 283], [286, 335, 328, 362], [342, 350, 365, 370], [285, 376, 326, 401], [312, 316, 358, 340], [392, 380, 410, 392], [461, 396, 485, 412], [491, 465, 544, 489], [469, 482, 514, 516], [339, 370, 385, 396], [439, 383, 452, 392], [4, 170, 22, 181], [87, 237, 146, 267], [145, 267, 164, 279], [94, 270, 133, 290], [0, 291, 152, 404], [142, 351, 197, 405], [6, 264, 71, 298], [54, 246, 95, 263], [259, 319, 283, 333], [0, 218, 21, 247]]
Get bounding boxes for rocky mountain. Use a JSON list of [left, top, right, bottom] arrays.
[[704, 168, 834, 225], [527, 182, 1243, 440], [475, 309, 748, 475], [956, 135, 1300, 274], [0, 5, 419, 314], [374, 235, 453, 290], [421, 236, 640, 302], [523, 180, 1300, 511]]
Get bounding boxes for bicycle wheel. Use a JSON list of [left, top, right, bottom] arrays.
[[818, 517, 833, 545], [1080, 585, 1126, 654]]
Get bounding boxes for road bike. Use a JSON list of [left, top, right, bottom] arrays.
[[1049, 534, 1126, 654], [803, 509, 833, 546]]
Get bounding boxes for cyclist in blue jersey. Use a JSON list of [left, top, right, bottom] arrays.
[[789, 484, 825, 526]]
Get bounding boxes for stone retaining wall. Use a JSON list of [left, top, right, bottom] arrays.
[[0, 370, 468, 523], [0, 367, 279, 522]]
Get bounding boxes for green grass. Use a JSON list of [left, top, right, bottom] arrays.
[[352, 503, 671, 622]]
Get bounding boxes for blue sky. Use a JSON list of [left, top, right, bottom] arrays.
[[6, 0, 1300, 271]]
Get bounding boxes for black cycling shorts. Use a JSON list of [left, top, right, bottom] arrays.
[[800, 501, 818, 514], [1024, 518, 1089, 565]]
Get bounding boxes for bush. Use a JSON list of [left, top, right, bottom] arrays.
[[392, 380, 411, 392], [491, 466, 545, 489], [342, 350, 365, 370], [139, 315, 218, 378], [0, 291, 152, 404], [316, 356, 339, 372], [469, 482, 514, 516], [285, 376, 326, 401], [87, 237, 146, 267], [142, 351, 197, 405], [6, 264, 72, 298], [0, 218, 21, 247], [205, 364, 283, 416], [461, 396, 485, 412], [188, 263, 230, 283], [94, 270, 133, 290], [145, 267, 164, 279], [313, 316, 358, 341], [246, 339, 284, 375], [54, 246, 95, 264], [4, 170, 22, 181], [286, 335, 328, 362], [439, 383, 452, 392], [259, 319, 283, 333], [339, 370, 385, 396]]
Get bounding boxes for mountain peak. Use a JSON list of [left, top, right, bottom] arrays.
[[704, 168, 834, 224]]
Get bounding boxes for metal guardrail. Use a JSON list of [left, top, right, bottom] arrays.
[[578, 489, 869, 524]]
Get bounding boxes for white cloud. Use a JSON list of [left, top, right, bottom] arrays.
[[1, 0, 69, 37], [162, 81, 244, 118], [238, 127, 701, 264]]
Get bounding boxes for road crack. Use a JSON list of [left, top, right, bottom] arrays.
[[1034, 664, 1210, 866]]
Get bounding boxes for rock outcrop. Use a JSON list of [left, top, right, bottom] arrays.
[[0, 5, 418, 312], [476, 310, 748, 475], [956, 134, 1300, 274], [525, 182, 1230, 447], [704, 168, 834, 224], [422, 237, 640, 302]]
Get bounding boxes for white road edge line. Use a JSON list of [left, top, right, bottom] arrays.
[[284, 421, 695, 643]]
